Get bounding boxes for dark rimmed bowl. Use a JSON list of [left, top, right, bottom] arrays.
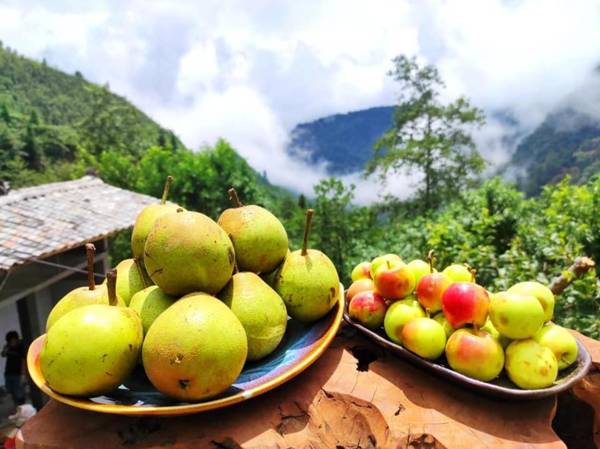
[[344, 307, 592, 400]]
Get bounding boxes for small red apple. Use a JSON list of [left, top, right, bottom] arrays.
[[445, 328, 504, 381], [348, 291, 387, 330], [415, 273, 452, 313], [441, 282, 489, 328], [346, 279, 375, 301], [351, 261, 372, 281], [374, 262, 415, 300]]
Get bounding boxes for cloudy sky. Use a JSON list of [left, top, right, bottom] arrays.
[[2, 0, 600, 202]]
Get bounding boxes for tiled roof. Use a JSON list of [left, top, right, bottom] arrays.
[[0, 176, 159, 271]]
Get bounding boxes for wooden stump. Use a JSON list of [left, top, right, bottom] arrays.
[[17, 328, 600, 449]]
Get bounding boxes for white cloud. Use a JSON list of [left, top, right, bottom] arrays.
[[1, 0, 600, 202]]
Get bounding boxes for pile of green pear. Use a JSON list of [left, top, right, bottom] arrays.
[[347, 254, 579, 390], [40, 177, 340, 402]]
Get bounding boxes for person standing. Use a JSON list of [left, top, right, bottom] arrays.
[[2, 331, 26, 408]]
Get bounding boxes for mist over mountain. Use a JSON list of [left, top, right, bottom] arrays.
[[507, 71, 600, 194], [287, 106, 394, 175]]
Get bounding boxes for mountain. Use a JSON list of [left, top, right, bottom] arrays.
[[0, 42, 184, 185], [509, 108, 600, 195], [507, 71, 600, 195], [287, 106, 395, 174], [0, 43, 292, 220]]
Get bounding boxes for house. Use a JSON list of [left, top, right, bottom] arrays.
[[0, 176, 159, 407]]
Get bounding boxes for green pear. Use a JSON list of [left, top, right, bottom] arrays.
[[131, 176, 180, 261], [40, 270, 143, 396], [505, 339, 558, 389], [46, 244, 124, 331], [129, 286, 176, 335], [218, 188, 288, 274], [105, 258, 150, 306], [489, 291, 545, 339], [534, 323, 578, 370], [219, 272, 288, 361], [142, 292, 248, 401], [273, 210, 340, 323], [508, 281, 555, 321], [144, 209, 235, 296]]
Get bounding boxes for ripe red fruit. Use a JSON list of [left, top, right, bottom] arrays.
[[441, 282, 490, 328]]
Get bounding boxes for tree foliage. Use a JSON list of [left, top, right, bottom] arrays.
[[367, 55, 485, 210]]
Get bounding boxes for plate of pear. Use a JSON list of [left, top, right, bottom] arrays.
[[28, 179, 344, 416]]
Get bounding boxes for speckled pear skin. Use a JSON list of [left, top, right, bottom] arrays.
[[40, 304, 143, 396], [46, 285, 111, 331], [129, 286, 176, 335], [142, 292, 248, 401], [219, 272, 288, 361], [274, 249, 340, 323], [131, 203, 181, 260], [144, 210, 235, 296], [112, 258, 150, 306], [218, 205, 288, 274]]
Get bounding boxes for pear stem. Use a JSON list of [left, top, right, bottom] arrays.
[[106, 269, 118, 306], [550, 256, 596, 295], [161, 175, 173, 205], [85, 243, 96, 291], [301, 209, 314, 256], [470, 268, 477, 283], [228, 188, 243, 208], [133, 258, 148, 288], [427, 250, 435, 273]]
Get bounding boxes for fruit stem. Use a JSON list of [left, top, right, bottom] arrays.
[[161, 175, 173, 205], [106, 269, 118, 306], [133, 258, 148, 288], [550, 256, 596, 295], [473, 323, 480, 334], [470, 268, 477, 283], [301, 209, 314, 256], [85, 243, 96, 291], [427, 250, 435, 273], [228, 188, 243, 208]]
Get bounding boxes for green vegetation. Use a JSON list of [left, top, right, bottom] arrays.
[[1, 47, 598, 338], [0, 43, 181, 187], [511, 108, 600, 195], [367, 55, 485, 210]]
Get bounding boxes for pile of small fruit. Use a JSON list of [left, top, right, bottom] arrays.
[[39, 177, 340, 402], [347, 253, 579, 389]]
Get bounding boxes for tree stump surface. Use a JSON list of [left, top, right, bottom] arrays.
[[17, 328, 600, 449]]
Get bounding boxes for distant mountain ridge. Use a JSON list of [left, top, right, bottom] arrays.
[[287, 106, 395, 174], [287, 100, 600, 194]]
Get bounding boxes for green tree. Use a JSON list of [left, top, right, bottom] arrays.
[[298, 193, 307, 209], [367, 55, 485, 210]]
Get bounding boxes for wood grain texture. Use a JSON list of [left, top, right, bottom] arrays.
[[18, 328, 600, 449]]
